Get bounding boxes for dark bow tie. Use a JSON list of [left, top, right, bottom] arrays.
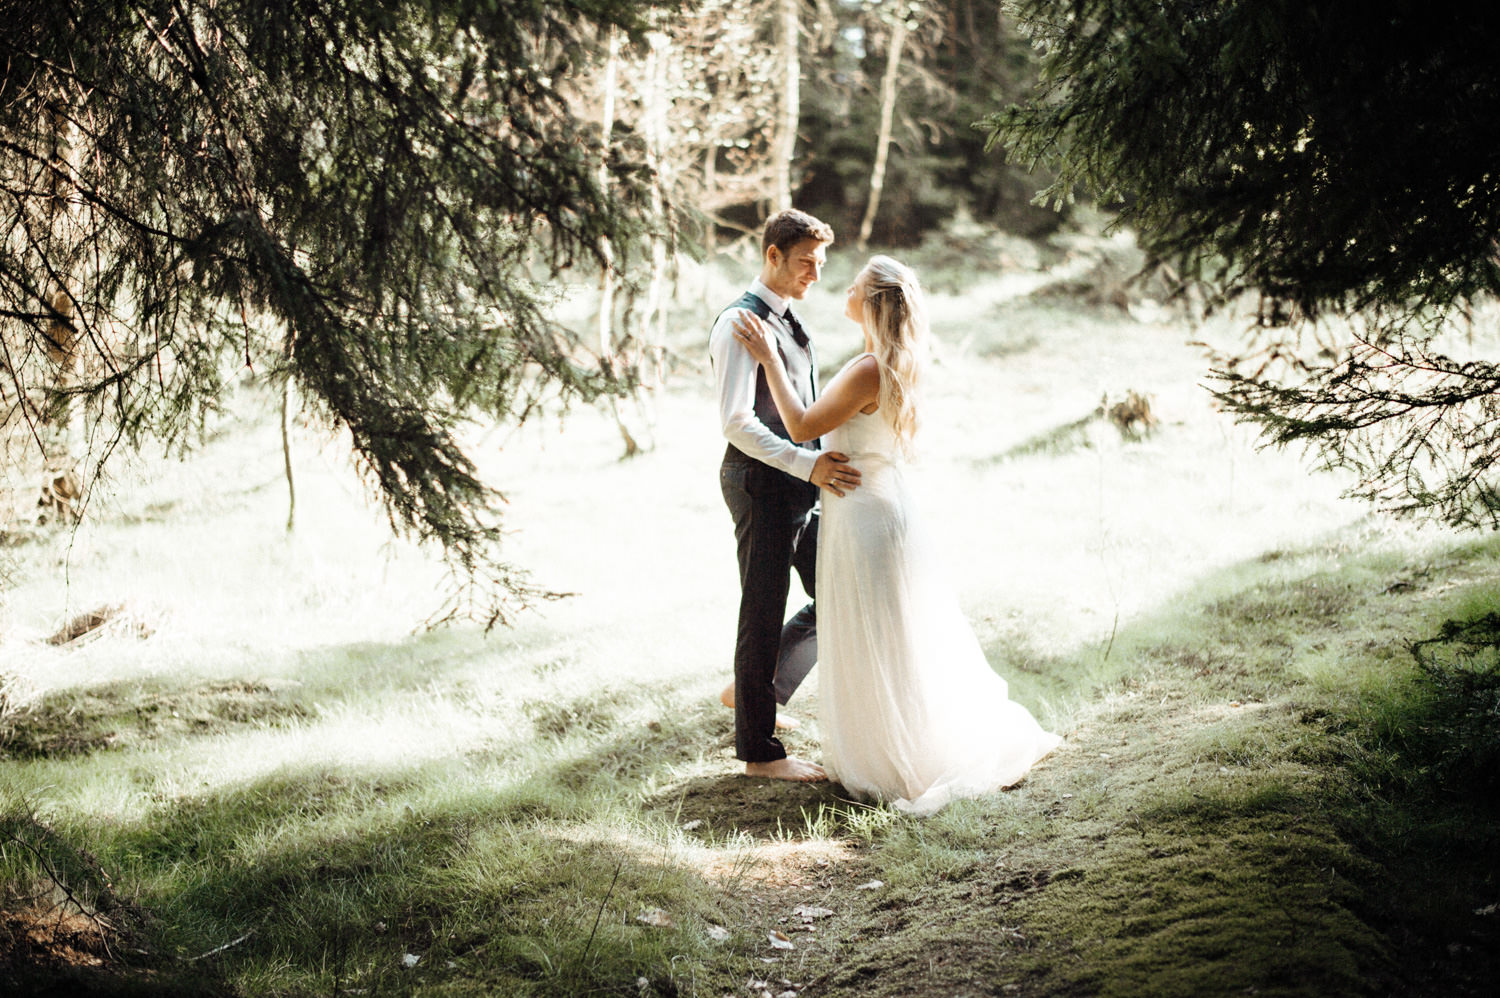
[[783, 308, 809, 349]]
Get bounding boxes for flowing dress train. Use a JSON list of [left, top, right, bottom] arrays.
[[817, 397, 1060, 815]]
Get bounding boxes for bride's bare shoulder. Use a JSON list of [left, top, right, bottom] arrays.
[[841, 353, 880, 386], [838, 354, 880, 413], [839, 351, 879, 376]]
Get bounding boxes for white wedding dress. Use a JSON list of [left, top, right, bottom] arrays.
[[817, 392, 1061, 816]]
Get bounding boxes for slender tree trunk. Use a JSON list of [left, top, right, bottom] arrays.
[[858, 18, 907, 249], [40, 105, 82, 519], [595, 27, 641, 457], [638, 30, 671, 402], [281, 374, 295, 532], [703, 145, 718, 262], [773, 0, 800, 210], [596, 26, 620, 359]]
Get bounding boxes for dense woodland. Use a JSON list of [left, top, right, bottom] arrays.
[[0, 0, 1054, 615], [0, 0, 1496, 610], [3, 3, 1500, 995]]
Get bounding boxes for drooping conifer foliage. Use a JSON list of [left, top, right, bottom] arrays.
[[987, 0, 1500, 527], [0, 0, 673, 623]]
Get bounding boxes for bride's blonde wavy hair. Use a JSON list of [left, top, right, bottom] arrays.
[[858, 255, 927, 457]]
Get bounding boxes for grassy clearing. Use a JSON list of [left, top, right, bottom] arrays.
[[3, 245, 1499, 995]]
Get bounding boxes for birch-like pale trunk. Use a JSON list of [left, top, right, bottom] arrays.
[[596, 26, 620, 359], [703, 144, 718, 259], [858, 17, 908, 249], [638, 30, 671, 398], [37, 105, 84, 522], [773, 0, 800, 210], [595, 27, 642, 457]]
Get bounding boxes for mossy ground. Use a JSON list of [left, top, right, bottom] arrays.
[[3, 245, 1498, 996]]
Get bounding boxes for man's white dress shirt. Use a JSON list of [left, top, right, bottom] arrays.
[[709, 279, 821, 481]]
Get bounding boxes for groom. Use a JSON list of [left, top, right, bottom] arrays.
[[710, 209, 861, 782]]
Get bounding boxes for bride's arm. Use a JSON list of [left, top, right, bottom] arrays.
[[733, 314, 879, 443]]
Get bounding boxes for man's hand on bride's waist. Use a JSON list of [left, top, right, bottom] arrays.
[[812, 451, 861, 497]]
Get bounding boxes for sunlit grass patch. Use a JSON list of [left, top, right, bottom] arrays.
[[8, 253, 1500, 995]]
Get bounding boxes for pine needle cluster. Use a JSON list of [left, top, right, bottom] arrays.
[[986, 0, 1500, 526], [0, 0, 675, 624]]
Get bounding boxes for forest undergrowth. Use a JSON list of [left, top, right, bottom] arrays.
[[2, 240, 1498, 996]]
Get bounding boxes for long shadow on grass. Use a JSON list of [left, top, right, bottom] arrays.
[[0, 678, 312, 760], [4, 621, 864, 847], [0, 626, 636, 766], [2, 677, 836, 995], [0, 630, 484, 765]]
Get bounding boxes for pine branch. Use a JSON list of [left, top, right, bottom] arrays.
[[0, 0, 678, 622]]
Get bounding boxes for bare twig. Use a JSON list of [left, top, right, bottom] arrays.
[[184, 929, 256, 962], [3, 831, 117, 949], [580, 857, 624, 968]]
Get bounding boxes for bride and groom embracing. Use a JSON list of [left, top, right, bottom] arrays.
[[710, 209, 1060, 816]]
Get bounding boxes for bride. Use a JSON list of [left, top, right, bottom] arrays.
[[732, 255, 1060, 815]]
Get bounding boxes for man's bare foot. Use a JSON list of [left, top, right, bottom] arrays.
[[720, 682, 800, 730], [745, 757, 827, 782]]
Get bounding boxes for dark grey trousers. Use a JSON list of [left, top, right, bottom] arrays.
[[720, 458, 819, 763]]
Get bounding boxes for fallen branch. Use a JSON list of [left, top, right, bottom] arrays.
[[44, 604, 123, 645], [184, 929, 256, 962]]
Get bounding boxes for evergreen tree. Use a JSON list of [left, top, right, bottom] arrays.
[[0, 0, 675, 623], [986, 0, 1500, 526]]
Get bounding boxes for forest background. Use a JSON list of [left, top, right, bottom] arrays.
[[3, 1, 1498, 996]]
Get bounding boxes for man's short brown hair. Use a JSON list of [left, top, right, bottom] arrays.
[[762, 209, 834, 258]]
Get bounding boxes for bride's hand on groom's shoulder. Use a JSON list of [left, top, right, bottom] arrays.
[[732, 312, 778, 367]]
